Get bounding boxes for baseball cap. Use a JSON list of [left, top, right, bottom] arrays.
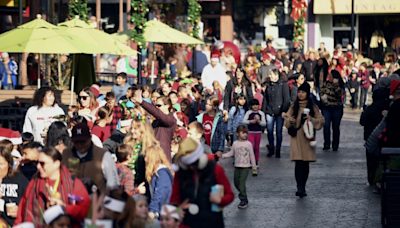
[[71, 123, 91, 142]]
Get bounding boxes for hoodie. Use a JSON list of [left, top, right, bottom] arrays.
[[149, 165, 173, 214], [196, 112, 225, 153]]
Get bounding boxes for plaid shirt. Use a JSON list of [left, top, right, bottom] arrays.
[[110, 105, 122, 134], [117, 163, 137, 196]]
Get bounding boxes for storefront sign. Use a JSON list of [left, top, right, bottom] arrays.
[[314, 0, 400, 14]]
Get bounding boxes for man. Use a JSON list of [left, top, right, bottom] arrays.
[[201, 54, 226, 90], [301, 51, 317, 86], [257, 54, 277, 84], [264, 40, 276, 53], [20, 142, 42, 181], [188, 44, 209, 74], [346, 43, 353, 52], [318, 42, 330, 59], [62, 123, 120, 192], [1, 52, 18, 90], [335, 44, 344, 57], [111, 72, 131, 102]]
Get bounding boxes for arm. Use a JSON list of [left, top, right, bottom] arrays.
[[170, 64, 177, 77], [259, 111, 267, 127], [257, 67, 262, 84], [227, 107, 236, 133], [102, 152, 120, 189], [149, 170, 172, 213], [216, 118, 226, 152], [221, 144, 234, 158], [141, 101, 176, 127], [123, 170, 136, 196], [22, 107, 34, 134], [214, 165, 234, 207], [14, 182, 30, 225], [284, 106, 295, 129], [310, 105, 325, 130], [248, 142, 256, 170], [65, 178, 91, 223], [242, 110, 252, 125], [281, 83, 291, 113], [223, 81, 232, 110]]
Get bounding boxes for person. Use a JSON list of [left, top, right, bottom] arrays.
[[145, 146, 173, 219], [180, 98, 191, 118], [21, 132, 34, 146], [105, 92, 122, 134], [132, 90, 176, 163], [220, 49, 237, 72], [348, 69, 361, 110], [301, 51, 317, 86], [43, 205, 71, 228], [358, 63, 371, 110], [313, 58, 329, 101], [160, 204, 182, 228], [318, 42, 330, 59], [257, 54, 277, 84], [103, 118, 131, 154], [68, 114, 103, 148], [284, 82, 324, 197], [0, 56, 7, 90], [265, 40, 276, 53], [188, 45, 209, 74], [23, 87, 65, 144], [242, 99, 266, 164], [101, 189, 137, 228], [262, 68, 291, 158], [19, 141, 41, 181], [142, 85, 152, 103], [45, 121, 72, 154], [212, 81, 224, 105], [162, 83, 172, 97], [92, 106, 113, 142], [201, 54, 227, 90], [189, 84, 206, 123], [15, 147, 90, 228], [289, 74, 306, 103], [371, 63, 383, 91], [221, 125, 257, 208], [224, 67, 253, 110], [1, 52, 18, 90], [168, 92, 181, 112], [170, 138, 234, 228], [227, 95, 247, 142], [0, 146, 29, 226], [319, 70, 345, 151], [196, 96, 225, 159], [61, 123, 120, 192], [133, 194, 161, 228], [177, 86, 190, 104], [112, 72, 131, 102], [174, 112, 188, 139]]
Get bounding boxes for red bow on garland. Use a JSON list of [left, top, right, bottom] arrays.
[[291, 0, 308, 21]]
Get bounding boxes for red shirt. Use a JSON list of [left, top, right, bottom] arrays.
[[202, 114, 214, 146], [91, 125, 111, 142]]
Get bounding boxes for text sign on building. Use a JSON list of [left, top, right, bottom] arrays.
[[314, 0, 400, 14]]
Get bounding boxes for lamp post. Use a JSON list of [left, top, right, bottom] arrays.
[[350, 0, 355, 55]]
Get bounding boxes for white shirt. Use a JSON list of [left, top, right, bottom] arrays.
[[201, 63, 227, 90]]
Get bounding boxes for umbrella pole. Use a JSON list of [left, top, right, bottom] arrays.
[[71, 55, 75, 106], [38, 54, 41, 89], [151, 43, 155, 84]]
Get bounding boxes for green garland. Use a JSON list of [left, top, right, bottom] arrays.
[[187, 0, 202, 39], [68, 0, 91, 23], [131, 0, 149, 48]]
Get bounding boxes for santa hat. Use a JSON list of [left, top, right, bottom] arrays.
[[120, 119, 133, 127], [262, 54, 271, 60], [389, 80, 400, 99], [43, 205, 67, 225], [161, 204, 182, 221], [13, 222, 35, 228], [0, 128, 22, 145], [174, 112, 189, 127], [90, 84, 100, 98], [372, 62, 382, 69], [211, 54, 219, 62], [351, 67, 358, 74], [171, 138, 207, 172], [303, 119, 316, 147], [103, 195, 126, 213], [274, 60, 283, 71], [268, 52, 276, 60], [345, 52, 353, 60]]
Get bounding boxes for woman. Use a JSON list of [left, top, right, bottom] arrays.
[[224, 67, 254, 110], [77, 87, 99, 128], [262, 68, 291, 158], [319, 70, 345, 151], [284, 82, 325, 197], [0, 146, 29, 226], [92, 106, 113, 142], [45, 121, 72, 154], [102, 189, 137, 228], [313, 58, 329, 101], [221, 50, 237, 71], [15, 147, 90, 228], [23, 87, 65, 144], [180, 98, 191, 118], [145, 146, 173, 219], [288, 74, 306, 103], [132, 90, 176, 163]]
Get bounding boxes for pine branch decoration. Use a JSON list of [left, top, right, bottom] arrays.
[[68, 0, 91, 23], [131, 0, 149, 48]]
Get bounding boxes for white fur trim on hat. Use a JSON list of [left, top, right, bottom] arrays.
[[180, 142, 204, 165], [103, 195, 126, 213], [43, 205, 66, 225], [13, 222, 35, 228], [303, 120, 314, 140], [161, 204, 181, 221], [173, 113, 184, 127], [120, 119, 132, 127], [211, 58, 219, 62], [11, 149, 21, 158]]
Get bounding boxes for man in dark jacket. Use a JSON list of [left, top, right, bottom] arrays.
[[188, 45, 209, 74], [301, 52, 317, 83], [103, 119, 130, 154], [257, 54, 277, 84]]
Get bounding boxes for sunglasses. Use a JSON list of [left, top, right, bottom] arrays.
[[79, 96, 89, 101], [155, 104, 163, 108]]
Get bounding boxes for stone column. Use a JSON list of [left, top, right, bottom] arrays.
[[220, 0, 233, 41]]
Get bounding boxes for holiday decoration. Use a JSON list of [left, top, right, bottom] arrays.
[[68, 0, 91, 23], [131, 0, 148, 48], [291, 0, 307, 49], [187, 0, 202, 39]]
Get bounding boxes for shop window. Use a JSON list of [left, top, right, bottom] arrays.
[[333, 15, 356, 27]]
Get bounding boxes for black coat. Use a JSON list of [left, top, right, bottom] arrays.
[[347, 77, 360, 91], [301, 59, 317, 81], [262, 78, 291, 116], [223, 79, 253, 110]]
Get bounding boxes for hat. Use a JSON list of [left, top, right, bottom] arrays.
[[274, 60, 283, 70], [161, 204, 181, 221], [345, 52, 353, 60], [331, 70, 341, 79], [351, 67, 358, 74], [376, 77, 391, 90], [90, 84, 100, 98], [11, 149, 21, 158], [262, 54, 271, 60], [43, 205, 67, 225], [372, 62, 382, 69], [211, 54, 219, 62], [0, 128, 22, 145], [120, 119, 132, 127], [103, 195, 126, 213], [213, 40, 224, 50], [172, 138, 207, 172], [13, 222, 35, 228], [71, 123, 91, 142], [1, 52, 9, 59], [389, 80, 400, 99], [298, 82, 311, 97], [174, 112, 188, 127]]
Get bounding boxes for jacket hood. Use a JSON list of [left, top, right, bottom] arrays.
[[157, 165, 173, 182]]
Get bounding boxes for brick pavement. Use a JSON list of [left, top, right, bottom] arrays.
[[219, 108, 381, 228]]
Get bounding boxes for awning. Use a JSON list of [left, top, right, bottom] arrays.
[[314, 0, 400, 14]]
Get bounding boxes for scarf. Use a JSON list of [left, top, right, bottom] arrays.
[[128, 142, 142, 175], [23, 166, 74, 226]]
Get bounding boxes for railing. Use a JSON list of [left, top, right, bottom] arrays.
[[96, 72, 118, 86], [0, 107, 28, 132]]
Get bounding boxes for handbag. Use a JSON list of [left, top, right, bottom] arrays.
[[288, 124, 301, 137]]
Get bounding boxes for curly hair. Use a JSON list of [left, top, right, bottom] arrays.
[[32, 87, 56, 108]]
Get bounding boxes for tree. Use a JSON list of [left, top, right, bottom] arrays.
[[69, 0, 91, 23]]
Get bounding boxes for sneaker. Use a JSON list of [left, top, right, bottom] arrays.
[[237, 200, 248, 209], [252, 170, 258, 177]]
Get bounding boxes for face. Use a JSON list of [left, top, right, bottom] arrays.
[[22, 148, 39, 162], [309, 52, 315, 60], [160, 216, 180, 228], [297, 90, 307, 101], [143, 90, 150, 98], [151, 92, 160, 103], [263, 59, 271, 65], [332, 59, 338, 65], [374, 67, 380, 72], [131, 125, 142, 140], [251, 104, 259, 111], [37, 153, 60, 179], [179, 89, 188, 98], [163, 84, 171, 95], [318, 59, 323, 66], [205, 100, 214, 112], [79, 91, 91, 108], [296, 75, 305, 84], [187, 128, 202, 141], [135, 199, 148, 219], [43, 91, 55, 107], [73, 139, 92, 153], [211, 61, 218, 68], [236, 70, 244, 80], [320, 43, 325, 49], [0, 156, 9, 178], [181, 103, 188, 112], [50, 216, 71, 228], [237, 131, 248, 140], [126, 89, 133, 98], [169, 94, 178, 105], [116, 76, 126, 85], [156, 98, 170, 114], [107, 99, 116, 108], [270, 71, 279, 82], [237, 97, 246, 106], [360, 65, 365, 71]]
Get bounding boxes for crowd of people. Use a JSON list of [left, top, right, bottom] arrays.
[[0, 40, 399, 228]]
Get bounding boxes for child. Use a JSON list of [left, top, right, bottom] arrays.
[[187, 121, 212, 153], [347, 69, 360, 110], [222, 125, 257, 209], [111, 72, 131, 102], [67, 105, 78, 119], [227, 95, 247, 142], [196, 96, 225, 159], [169, 91, 181, 111], [174, 111, 188, 139], [171, 136, 183, 160], [133, 194, 161, 228], [92, 106, 113, 142], [160, 204, 182, 228], [212, 80, 224, 106], [177, 86, 191, 104], [103, 117, 131, 154], [242, 99, 266, 164], [21, 132, 34, 146], [116, 144, 145, 196], [43, 205, 71, 228], [105, 92, 122, 134], [142, 85, 152, 103]]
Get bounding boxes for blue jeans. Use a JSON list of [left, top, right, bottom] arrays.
[[315, 87, 320, 101], [266, 114, 284, 148], [2, 84, 14, 90], [360, 87, 368, 109], [321, 106, 343, 149], [127, 77, 136, 85]]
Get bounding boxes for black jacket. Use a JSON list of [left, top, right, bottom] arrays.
[[301, 59, 317, 81], [103, 130, 127, 154], [223, 79, 253, 110], [262, 78, 291, 116], [347, 77, 360, 91]]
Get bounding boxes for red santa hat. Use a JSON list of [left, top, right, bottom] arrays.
[[345, 52, 353, 60], [262, 54, 271, 60], [0, 127, 22, 145], [389, 80, 400, 99], [211, 54, 220, 62], [90, 84, 100, 98], [372, 62, 382, 70], [274, 60, 283, 71], [174, 112, 189, 127]]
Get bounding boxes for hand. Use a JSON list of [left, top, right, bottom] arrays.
[[333, 78, 339, 84], [209, 192, 222, 204], [148, 212, 155, 219], [289, 117, 296, 123], [137, 182, 146, 194], [7, 205, 18, 218], [222, 110, 228, 115], [382, 110, 388, 116], [132, 89, 143, 105], [357, 77, 361, 82], [281, 112, 286, 118], [49, 197, 66, 207], [250, 119, 257, 124], [252, 169, 257, 173], [215, 151, 223, 158], [303, 115, 312, 121], [350, 88, 355, 93]]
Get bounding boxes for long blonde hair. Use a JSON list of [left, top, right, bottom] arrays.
[[123, 119, 159, 154], [144, 146, 172, 183]]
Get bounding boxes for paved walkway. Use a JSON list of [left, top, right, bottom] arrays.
[[219, 107, 381, 228]]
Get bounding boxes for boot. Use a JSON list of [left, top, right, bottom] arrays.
[[275, 147, 281, 158], [267, 145, 275, 157]]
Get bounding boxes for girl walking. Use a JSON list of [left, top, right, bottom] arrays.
[[92, 106, 113, 142], [227, 95, 248, 142], [284, 83, 324, 197], [222, 125, 257, 208]]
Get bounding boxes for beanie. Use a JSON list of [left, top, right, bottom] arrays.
[[298, 82, 311, 97], [331, 70, 341, 79]]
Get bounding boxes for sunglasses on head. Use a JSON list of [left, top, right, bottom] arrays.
[[79, 96, 89, 101], [155, 104, 163, 107]]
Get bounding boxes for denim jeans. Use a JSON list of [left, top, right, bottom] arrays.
[[359, 87, 368, 109], [266, 114, 284, 148], [127, 77, 136, 85], [321, 106, 343, 149], [315, 87, 320, 101], [343, 87, 347, 107], [2, 84, 14, 90]]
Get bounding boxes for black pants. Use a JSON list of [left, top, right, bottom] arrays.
[[295, 161, 310, 193], [350, 90, 359, 108], [366, 150, 380, 185], [321, 106, 344, 149], [359, 87, 368, 109]]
